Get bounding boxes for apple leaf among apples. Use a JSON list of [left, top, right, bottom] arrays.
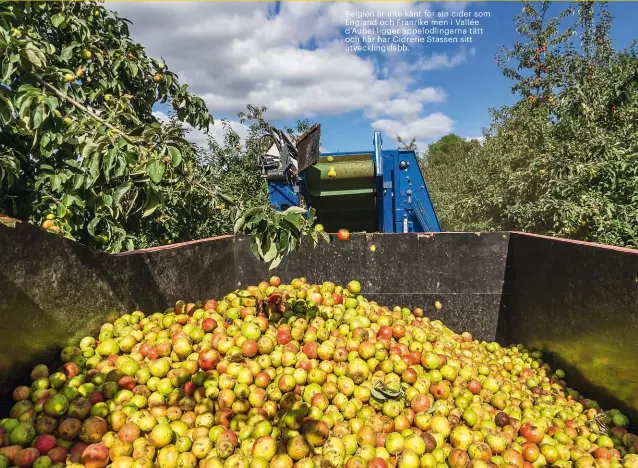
[[233, 205, 329, 270]]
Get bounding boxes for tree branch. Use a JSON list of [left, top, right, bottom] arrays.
[[33, 75, 139, 146], [34, 76, 242, 210]]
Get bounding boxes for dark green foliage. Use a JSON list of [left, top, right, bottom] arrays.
[[0, 2, 322, 261]]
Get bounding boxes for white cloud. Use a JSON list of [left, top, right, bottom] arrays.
[[394, 47, 476, 74], [371, 113, 454, 141], [208, 120, 251, 146], [412, 87, 448, 103], [152, 111, 168, 121], [152, 111, 250, 148], [363, 87, 446, 120], [110, 1, 469, 141], [464, 136, 485, 143]]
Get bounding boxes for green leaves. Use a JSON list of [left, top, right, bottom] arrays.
[[233, 206, 262, 234], [60, 42, 79, 62], [22, 42, 47, 69], [87, 216, 100, 236], [142, 187, 162, 218], [370, 380, 406, 404], [113, 181, 132, 204], [167, 146, 181, 167], [1, 60, 16, 85], [146, 159, 165, 184], [0, 151, 21, 189], [0, 0, 324, 264], [51, 12, 65, 28], [0, 94, 13, 126], [0, 1, 224, 250], [233, 205, 329, 270]]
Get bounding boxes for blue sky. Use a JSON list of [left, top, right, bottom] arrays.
[[273, 2, 638, 152], [113, 1, 638, 154]]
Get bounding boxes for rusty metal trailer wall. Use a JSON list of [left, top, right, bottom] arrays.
[[502, 232, 638, 427], [234, 233, 510, 343], [0, 223, 236, 410], [1, 222, 637, 424]]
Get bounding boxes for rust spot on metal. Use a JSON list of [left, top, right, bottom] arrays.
[[114, 234, 234, 255]]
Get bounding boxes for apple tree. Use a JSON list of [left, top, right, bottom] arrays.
[[0, 1, 324, 259], [418, 134, 482, 231], [422, 0, 638, 248], [0, 0, 224, 251]]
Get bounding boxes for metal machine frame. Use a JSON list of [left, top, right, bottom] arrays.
[[259, 125, 441, 233]]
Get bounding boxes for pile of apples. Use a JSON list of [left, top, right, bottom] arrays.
[[1, 277, 636, 468]]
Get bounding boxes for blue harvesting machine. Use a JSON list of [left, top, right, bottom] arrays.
[[258, 124, 441, 233]]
